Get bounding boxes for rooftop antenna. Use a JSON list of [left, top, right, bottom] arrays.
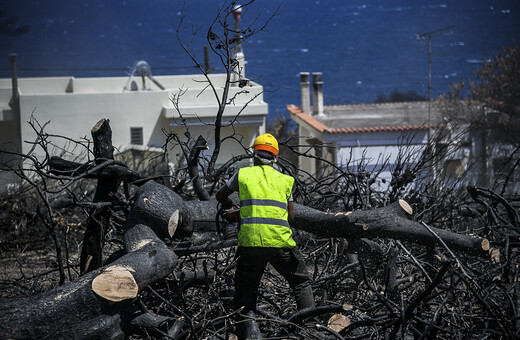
[[231, 5, 246, 86], [124, 60, 165, 91], [417, 25, 454, 189], [417, 25, 455, 141], [135, 60, 165, 90]]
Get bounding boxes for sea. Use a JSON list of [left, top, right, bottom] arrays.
[[1, 0, 519, 123]]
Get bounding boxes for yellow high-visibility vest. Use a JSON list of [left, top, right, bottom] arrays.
[[237, 165, 295, 248]]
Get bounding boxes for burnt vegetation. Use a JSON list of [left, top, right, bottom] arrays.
[[1, 1, 520, 339]]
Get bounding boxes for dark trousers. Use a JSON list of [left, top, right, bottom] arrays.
[[234, 246, 315, 314]]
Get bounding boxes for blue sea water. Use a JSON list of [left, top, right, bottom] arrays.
[[1, 0, 519, 122]]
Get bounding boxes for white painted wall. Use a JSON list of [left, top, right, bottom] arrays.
[[334, 130, 429, 188], [19, 90, 170, 159], [1, 74, 267, 158], [298, 124, 318, 174], [0, 73, 268, 188], [168, 124, 263, 169]]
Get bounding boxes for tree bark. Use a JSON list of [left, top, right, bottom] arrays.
[[293, 200, 489, 257], [48, 156, 145, 184], [80, 119, 120, 273], [0, 181, 183, 339], [188, 136, 211, 201], [126, 180, 194, 239], [185, 198, 489, 256]]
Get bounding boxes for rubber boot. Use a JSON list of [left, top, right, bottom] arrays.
[[236, 311, 262, 340]]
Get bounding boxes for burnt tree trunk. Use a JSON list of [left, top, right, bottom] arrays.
[[48, 156, 145, 183], [185, 198, 490, 256], [0, 181, 193, 339], [188, 136, 211, 201], [0, 179, 492, 338], [293, 200, 490, 257], [80, 119, 120, 273]]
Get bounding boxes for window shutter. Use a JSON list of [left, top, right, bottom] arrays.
[[130, 127, 143, 145]]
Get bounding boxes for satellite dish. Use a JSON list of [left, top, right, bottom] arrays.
[[135, 60, 151, 77], [123, 60, 165, 91]]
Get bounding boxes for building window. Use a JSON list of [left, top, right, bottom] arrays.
[[130, 127, 143, 145]]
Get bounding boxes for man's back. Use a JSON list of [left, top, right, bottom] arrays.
[[237, 165, 295, 248]]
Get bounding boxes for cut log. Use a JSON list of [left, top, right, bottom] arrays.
[[48, 156, 145, 183], [0, 182, 179, 339], [184, 197, 489, 256], [0, 227, 175, 339], [293, 200, 489, 257], [125, 180, 194, 240], [80, 118, 120, 273], [91, 265, 139, 302], [328, 313, 351, 332]]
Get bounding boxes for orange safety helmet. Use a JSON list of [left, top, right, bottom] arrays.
[[252, 133, 279, 156]]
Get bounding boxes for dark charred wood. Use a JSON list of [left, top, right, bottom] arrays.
[[174, 238, 237, 257], [188, 135, 211, 201], [0, 180, 178, 339], [384, 247, 399, 303], [125, 180, 194, 240], [80, 119, 120, 274], [48, 156, 146, 184], [48, 156, 90, 176], [127, 312, 178, 338], [185, 198, 222, 231], [0, 225, 175, 339], [166, 318, 185, 339], [235, 311, 262, 340], [92, 118, 114, 161], [287, 304, 349, 324], [315, 324, 345, 340], [293, 200, 490, 256], [390, 261, 451, 337], [183, 198, 489, 256]]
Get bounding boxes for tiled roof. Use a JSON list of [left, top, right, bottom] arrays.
[[287, 101, 442, 134], [326, 125, 428, 134], [287, 105, 329, 132]]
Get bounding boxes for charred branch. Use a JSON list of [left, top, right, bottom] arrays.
[[79, 119, 120, 274], [0, 181, 179, 339]]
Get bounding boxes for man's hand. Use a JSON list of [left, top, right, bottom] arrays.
[[216, 185, 235, 209], [288, 201, 295, 226]]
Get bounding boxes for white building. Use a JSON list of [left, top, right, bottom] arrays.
[[288, 72, 520, 192], [288, 72, 445, 188], [0, 59, 268, 189]]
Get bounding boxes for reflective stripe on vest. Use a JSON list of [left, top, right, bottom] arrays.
[[241, 199, 287, 210], [238, 165, 295, 248]]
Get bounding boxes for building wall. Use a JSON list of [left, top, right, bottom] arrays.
[[333, 130, 428, 187], [0, 74, 268, 190], [5, 75, 267, 159], [19, 90, 169, 159], [298, 124, 318, 175], [0, 118, 21, 188], [289, 127, 431, 187], [167, 123, 263, 170]]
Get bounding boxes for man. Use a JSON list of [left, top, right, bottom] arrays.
[[216, 133, 315, 331]]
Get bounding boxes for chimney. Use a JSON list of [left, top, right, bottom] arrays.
[[299, 72, 311, 114], [231, 5, 245, 86], [9, 54, 22, 153], [312, 72, 324, 115]]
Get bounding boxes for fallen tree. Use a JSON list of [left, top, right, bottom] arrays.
[[0, 180, 194, 339], [0, 175, 494, 339], [2, 2, 519, 337], [185, 197, 490, 257]]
